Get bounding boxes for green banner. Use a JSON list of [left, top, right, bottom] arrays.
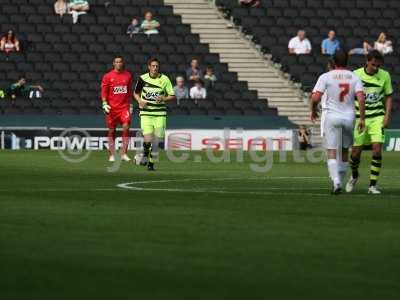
[[385, 129, 400, 151]]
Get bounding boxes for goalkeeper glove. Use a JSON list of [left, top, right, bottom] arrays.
[[102, 101, 111, 114]]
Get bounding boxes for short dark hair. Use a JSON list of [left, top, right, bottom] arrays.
[[148, 57, 160, 65], [367, 50, 384, 62], [333, 50, 348, 67], [113, 55, 124, 62]]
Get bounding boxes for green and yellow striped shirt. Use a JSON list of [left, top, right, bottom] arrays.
[[353, 67, 393, 119], [134, 73, 174, 117]]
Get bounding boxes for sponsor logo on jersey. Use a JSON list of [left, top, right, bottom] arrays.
[[365, 93, 380, 104], [145, 91, 161, 100], [113, 86, 128, 94]]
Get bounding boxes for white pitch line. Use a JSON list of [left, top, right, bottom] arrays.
[[116, 179, 398, 198]]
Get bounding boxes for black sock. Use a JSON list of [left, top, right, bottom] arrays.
[[143, 142, 151, 159], [370, 155, 382, 187], [349, 155, 360, 178]]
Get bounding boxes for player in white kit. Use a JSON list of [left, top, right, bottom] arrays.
[[310, 51, 366, 194], [320, 59, 334, 138]]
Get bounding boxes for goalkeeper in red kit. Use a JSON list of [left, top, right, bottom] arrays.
[[101, 56, 134, 162]]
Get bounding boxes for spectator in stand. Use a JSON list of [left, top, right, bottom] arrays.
[[349, 39, 372, 55], [0, 30, 21, 53], [239, 0, 261, 7], [140, 11, 160, 35], [186, 59, 203, 83], [321, 30, 341, 55], [373, 32, 393, 55], [68, 0, 90, 24], [54, 0, 68, 18], [127, 17, 141, 37], [173, 76, 189, 105], [348, 33, 393, 56], [298, 125, 311, 150], [288, 30, 312, 55], [190, 79, 206, 102], [203, 66, 217, 89], [7, 78, 44, 100]]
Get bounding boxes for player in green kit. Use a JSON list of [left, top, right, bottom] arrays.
[[346, 50, 393, 194], [134, 58, 176, 171]]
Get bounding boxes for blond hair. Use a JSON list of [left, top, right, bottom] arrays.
[[377, 32, 386, 44]]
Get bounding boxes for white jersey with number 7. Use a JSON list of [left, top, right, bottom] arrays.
[[312, 69, 364, 120]]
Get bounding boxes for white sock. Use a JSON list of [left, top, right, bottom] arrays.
[[327, 159, 340, 186]]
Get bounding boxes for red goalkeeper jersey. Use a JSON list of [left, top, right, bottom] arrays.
[[101, 69, 133, 111]]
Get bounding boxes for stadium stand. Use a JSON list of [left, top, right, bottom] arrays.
[[0, 0, 283, 118], [216, 0, 400, 118]]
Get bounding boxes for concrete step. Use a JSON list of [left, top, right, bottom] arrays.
[[173, 4, 210, 9], [241, 77, 290, 82], [173, 8, 214, 14], [191, 25, 230, 30], [201, 39, 243, 44], [229, 67, 277, 73], [183, 18, 226, 24], [278, 107, 310, 113], [192, 28, 232, 34], [211, 49, 255, 54], [220, 57, 264, 63], [239, 76, 282, 82], [219, 52, 258, 58], [267, 101, 307, 106], [198, 33, 239, 38]]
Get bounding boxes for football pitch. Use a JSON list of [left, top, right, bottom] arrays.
[[1, 150, 399, 299]]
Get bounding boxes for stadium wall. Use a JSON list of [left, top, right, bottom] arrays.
[[0, 115, 296, 129]]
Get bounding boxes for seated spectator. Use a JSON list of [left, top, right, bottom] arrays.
[[140, 12, 160, 35], [0, 30, 21, 53], [298, 125, 311, 150], [7, 78, 44, 100], [288, 30, 312, 55], [374, 32, 393, 55], [321, 30, 341, 55], [349, 39, 372, 55], [186, 59, 203, 83], [190, 79, 206, 102], [239, 0, 260, 7], [68, 0, 90, 24], [204, 66, 217, 89], [173, 76, 189, 105], [54, 0, 67, 18], [127, 17, 141, 37]]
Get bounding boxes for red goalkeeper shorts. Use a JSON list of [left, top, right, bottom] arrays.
[[106, 108, 131, 128]]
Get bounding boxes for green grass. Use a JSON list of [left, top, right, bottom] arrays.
[[0, 150, 399, 299]]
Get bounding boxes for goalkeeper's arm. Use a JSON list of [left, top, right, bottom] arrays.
[[101, 75, 111, 114], [101, 98, 111, 114]]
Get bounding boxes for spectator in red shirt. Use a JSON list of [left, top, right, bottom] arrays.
[[0, 30, 20, 53], [101, 56, 134, 162]]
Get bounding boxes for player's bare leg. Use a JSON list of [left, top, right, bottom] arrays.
[[121, 123, 131, 161], [368, 143, 382, 194], [143, 133, 154, 170], [346, 146, 362, 192], [327, 149, 341, 194], [107, 127, 116, 162]]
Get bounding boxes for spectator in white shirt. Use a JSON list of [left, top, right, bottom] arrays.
[[288, 30, 312, 55], [190, 79, 206, 103], [374, 32, 393, 55], [173, 76, 189, 105]]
